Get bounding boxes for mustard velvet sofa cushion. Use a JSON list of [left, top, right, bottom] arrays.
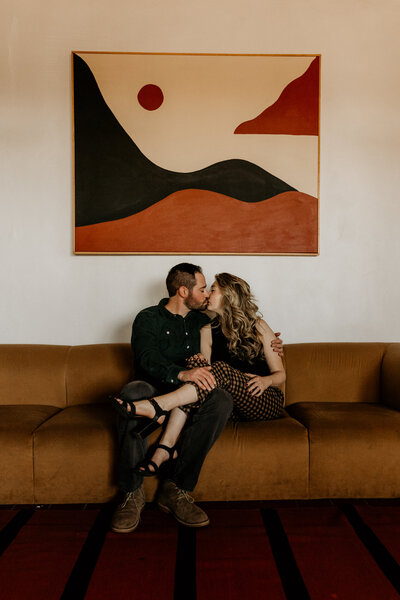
[[0, 345, 70, 408], [0, 405, 60, 503], [287, 402, 400, 498], [283, 343, 387, 406], [33, 405, 118, 504], [65, 344, 133, 407], [382, 343, 400, 411], [192, 414, 309, 501]]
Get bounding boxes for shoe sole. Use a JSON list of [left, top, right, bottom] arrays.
[[157, 502, 210, 528], [110, 511, 143, 534], [110, 520, 140, 534]]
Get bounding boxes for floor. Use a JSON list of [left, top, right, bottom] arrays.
[[0, 500, 400, 600]]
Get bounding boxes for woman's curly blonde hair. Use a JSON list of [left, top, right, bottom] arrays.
[[214, 273, 263, 363]]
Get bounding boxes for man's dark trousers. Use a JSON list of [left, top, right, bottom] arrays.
[[116, 380, 233, 493]]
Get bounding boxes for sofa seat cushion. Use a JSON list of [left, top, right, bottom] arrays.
[[0, 405, 61, 504], [33, 405, 118, 504], [192, 412, 309, 501], [287, 402, 400, 498]]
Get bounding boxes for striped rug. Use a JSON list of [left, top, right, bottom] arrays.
[[0, 502, 399, 599]]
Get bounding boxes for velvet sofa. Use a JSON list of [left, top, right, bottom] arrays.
[[0, 342, 399, 505]]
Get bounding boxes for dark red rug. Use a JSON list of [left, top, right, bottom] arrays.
[[197, 508, 285, 599], [0, 502, 399, 600], [357, 506, 400, 564], [85, 509, 178, 600], [277, 505, 399, 599]]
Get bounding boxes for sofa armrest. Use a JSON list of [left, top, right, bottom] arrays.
[[381, 343, 400, 410]]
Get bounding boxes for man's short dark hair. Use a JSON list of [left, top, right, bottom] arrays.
[[166, 263, 203, 297]]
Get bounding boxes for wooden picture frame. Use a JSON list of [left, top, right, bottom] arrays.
[[73, 52, 320, 255]]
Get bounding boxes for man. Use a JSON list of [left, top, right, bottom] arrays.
[[111, 263, 281, 533]]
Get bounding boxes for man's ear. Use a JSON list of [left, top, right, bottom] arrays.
[[177, 286, 189, 299]]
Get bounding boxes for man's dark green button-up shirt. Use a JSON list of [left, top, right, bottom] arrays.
[[131, 299, 210, 392]]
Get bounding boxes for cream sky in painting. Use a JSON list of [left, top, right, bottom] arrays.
[[78, 53, 319, 197]]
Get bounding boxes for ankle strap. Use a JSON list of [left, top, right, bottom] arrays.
[[149, 398, 168, 419]]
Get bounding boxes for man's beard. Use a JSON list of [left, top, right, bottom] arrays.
[[184, 293, 208, 311]]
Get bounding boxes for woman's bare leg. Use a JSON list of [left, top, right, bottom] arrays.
[[115, 383, 198, 422], [159, 407, 188, 449], [139, 408, 188, 473]]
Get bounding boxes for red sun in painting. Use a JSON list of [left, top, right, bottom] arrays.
[[137, 84, 164, 110]]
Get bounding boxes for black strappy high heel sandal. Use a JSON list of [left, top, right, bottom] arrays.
[[110, 396, 138, 420], [133, 443, 177, 477], [109, 396, 169, 438]]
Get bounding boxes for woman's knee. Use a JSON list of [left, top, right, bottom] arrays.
[[212, 361, 230, 373], [120, 380, 157, 401]]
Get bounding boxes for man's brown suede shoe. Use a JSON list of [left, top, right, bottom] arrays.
[[111, 486, 146, 533], [157, 480, 210, 528]]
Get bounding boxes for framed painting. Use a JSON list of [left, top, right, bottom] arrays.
[[73, 52, 320, 255]]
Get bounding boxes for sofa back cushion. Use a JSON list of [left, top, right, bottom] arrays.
[[65, 344, 133, 406], [0, 345, 70, 407], [284, 343, 388, 406], [1, 342, 391, 408], [381, 343, 400, 411]]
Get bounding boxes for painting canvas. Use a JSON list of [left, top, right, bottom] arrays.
[[73, 52, 320, 254]]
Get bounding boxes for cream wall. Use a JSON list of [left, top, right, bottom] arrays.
[[1, 0, 399, 345]]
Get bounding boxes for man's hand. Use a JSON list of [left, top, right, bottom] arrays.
[[271, 332, 284, 357], [178, 367, 216, 391]]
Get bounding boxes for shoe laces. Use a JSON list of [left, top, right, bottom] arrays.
[[121, 489, 142, 509], [176, 489, 194, 504]]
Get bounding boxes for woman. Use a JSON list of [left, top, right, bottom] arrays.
[[112, 273, 285, 476]]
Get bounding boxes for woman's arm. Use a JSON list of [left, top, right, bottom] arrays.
[[257, 318, 286, 385], [200, 324, 213, 363], [246, 319, 286, 396], [177, 325, 214, 390]]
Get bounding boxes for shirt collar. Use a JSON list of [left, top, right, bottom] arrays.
[[158, 298, 186, 320], [158, 298, 199, 321]]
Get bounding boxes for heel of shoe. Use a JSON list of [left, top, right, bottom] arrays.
[[133, 419, 161, 440]]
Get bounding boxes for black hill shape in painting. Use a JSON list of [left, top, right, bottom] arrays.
[[74, 54, 297, 227]]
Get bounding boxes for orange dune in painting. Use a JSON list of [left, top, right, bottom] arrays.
[[75, 190, 318, 254]]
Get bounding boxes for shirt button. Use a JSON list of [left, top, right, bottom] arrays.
[[185, 332, 188, 335], [170, 379, 174, 382], [186, 345, 190, 349], [166, 331, 170, 335]]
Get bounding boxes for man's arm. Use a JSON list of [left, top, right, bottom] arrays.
[[132, 312, 216, 390], [177, 325, 215, 391]]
